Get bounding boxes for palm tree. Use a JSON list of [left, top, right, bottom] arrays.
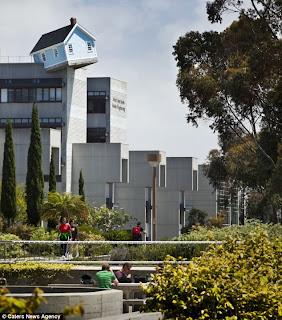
[[41, 192, 88, 225]]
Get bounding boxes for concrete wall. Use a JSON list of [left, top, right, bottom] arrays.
[[61, 67, 87, 192], [166, 157, 198, 191], [72, 143, 129, 204], [110, 78, 127, 144], [185, 165, 217, 220]]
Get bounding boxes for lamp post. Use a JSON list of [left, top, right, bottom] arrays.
[[147, 154, 162, 241]]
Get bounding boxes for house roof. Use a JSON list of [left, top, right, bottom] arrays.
[[30, 24, 74, 54]]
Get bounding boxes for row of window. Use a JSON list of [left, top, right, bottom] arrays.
[[88, 91, 106, 96], [0, 118, 62, 124], [41, 42, 93, 61], [0, 88, 62, 103]]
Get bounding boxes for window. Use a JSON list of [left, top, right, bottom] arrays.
[[86, 41, 92, 52], [8, 89, 14, 102], [42, 53, 46, 62], [15, 89, 21, 103], [22, 89, 28, 103], [56, 88, 62, 101], [43, 88, 49, 101], [87, 100, 106, 113], [0, 88, 62, 103], [54, 48, 59, 58], [87, 128, 106, 143], [50, 88, 55, 102], [37, 88, 43, 102], [68, 44, 73, 54], [0, 89, 8, 103]]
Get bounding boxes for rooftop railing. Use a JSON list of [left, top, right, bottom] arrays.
[[0, 240, 222, 264], [0, 56, 33, 63]]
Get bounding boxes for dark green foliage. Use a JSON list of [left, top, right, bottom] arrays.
[[26, 103, 44, 226], [1, 119, 16, 226], [181, 208, 207, 234], [6, 224, 35, 240], [79, 224, 102, 235], [79, 169, 85, 201], [49, 150, 56, 193], [103, 229, 132, 241]]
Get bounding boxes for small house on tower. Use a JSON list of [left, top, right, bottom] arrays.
[[30, 17, 98, 72]]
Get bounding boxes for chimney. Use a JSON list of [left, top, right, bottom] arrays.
[[70, 17, 77, 26]]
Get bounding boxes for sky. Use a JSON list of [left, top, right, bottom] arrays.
[[0, 0, 238, 163]]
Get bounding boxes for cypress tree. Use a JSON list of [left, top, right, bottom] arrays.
[[79, 169, 85, 202], [49, 150, 56, 192], [1, 119, 16, 226], [26, 103, 44, 225]]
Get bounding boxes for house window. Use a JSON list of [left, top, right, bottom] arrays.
[[86, 41, 92, 52], [54, 48, 59, 58], [68, 44, 73, 54], [42, 53, 46, 62]]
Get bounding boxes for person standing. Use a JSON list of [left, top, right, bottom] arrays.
[[115, 263, 132, 283], [58, 217, 71, 257], [69, 219, 79, 258], [93, 264, 118, 289], [132, 222, 146, 241]]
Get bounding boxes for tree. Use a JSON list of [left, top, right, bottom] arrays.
[[181, 208, 207, 234], [26, 103, 44, 226], [0, 183, 27, 225], [79, 169, 85, 202], [173, 1, 282, 223], [41, 192, 88, 225], [89, 205, 132, 232], [1, 119, 16, 227], [49, 150, 56, 193], [173, 14, 282, 167], [206, 0, 282, 36]]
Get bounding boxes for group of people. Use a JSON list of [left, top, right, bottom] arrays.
[[58, 217, 79, 259], [58, 218, 146, 259], [93, 262, 133, 288]]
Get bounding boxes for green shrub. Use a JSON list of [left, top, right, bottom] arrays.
[[103, 229, 132, 240], [79, 225, 102, 236], [78, 233, 112, 258], [177, 220, 282, 241], [142, 229, 282, 319], [29, 227, 58, 256], [109, 243, 200, 261], [0, 262, 73, 285], [6, 224, 34, 240], [0, 233, 26, 258]]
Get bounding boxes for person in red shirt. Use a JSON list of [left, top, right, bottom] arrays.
[[58, 217, 71, 257]]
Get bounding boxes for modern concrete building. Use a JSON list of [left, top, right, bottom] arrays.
[[0, 18, 239, 238]]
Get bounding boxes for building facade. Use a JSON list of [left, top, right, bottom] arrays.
[[0, 18, 240, 238]]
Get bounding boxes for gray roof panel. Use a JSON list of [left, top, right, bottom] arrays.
[[30, 25, 73, 54]]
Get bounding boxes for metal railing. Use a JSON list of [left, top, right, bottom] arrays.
[[0, 240, 222, 264], [0, 56, 33, 63]]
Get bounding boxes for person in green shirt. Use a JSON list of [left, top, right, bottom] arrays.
[[93, 264, 118, 289]]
